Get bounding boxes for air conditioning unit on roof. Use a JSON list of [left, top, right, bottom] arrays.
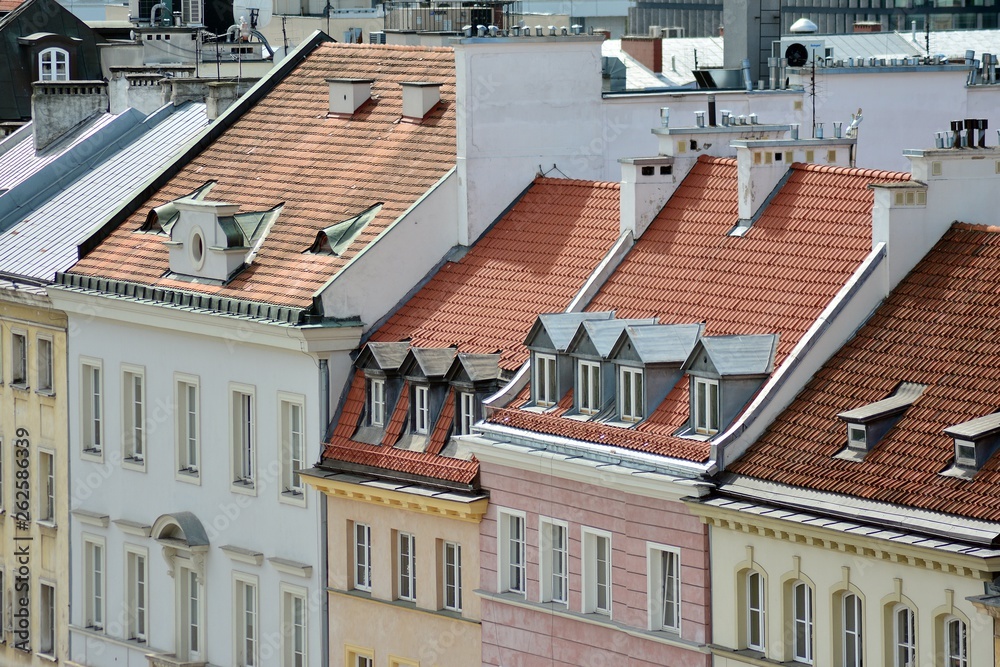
[[369, 30, 386, 44], [776, 37, 828, 68]]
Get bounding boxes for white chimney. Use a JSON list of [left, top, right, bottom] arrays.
[[619, 156, 676, 238], [326, 78, 374, 115], [400, 82, 442, 120]]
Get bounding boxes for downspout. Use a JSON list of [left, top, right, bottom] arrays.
[[318, 357, 330, 667]]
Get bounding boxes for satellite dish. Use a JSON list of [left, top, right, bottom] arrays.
[[233, 0, 272, 30], [785, 42, 809, 67]]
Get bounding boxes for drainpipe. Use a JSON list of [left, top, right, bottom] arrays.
[[318, 357, 330, 667]]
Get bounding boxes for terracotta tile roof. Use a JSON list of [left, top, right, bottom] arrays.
[[333, 372, 365, 439], [427, 388, 455, 456], [381, 382, 409, 446], [489, 157, 909, 463], [369, 177, 621, 371], [730, 222, 1000, 522], [0, 0, 27, 15], [69, 43, 457, 309]]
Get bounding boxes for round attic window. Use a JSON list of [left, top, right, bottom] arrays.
[[191, 227, 205, 269]]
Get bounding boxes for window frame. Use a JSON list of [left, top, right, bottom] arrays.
[[842, 592, 863, 667], [122, 364, 146, 469], [396, 530, 416, 602], [233, 573, 259, 667], [280, 583, 308, 667], [618, 365, 644, 423], [178, 564, 204, 661], [36, 335, 54, 394], [346, 646, 374, 667], [81, 358, 104, 459], [353, 521, 372, 592], [577, 359, 602, 415], [944, 616, 968, 667], [279, 392, 307, 505], [83, 535, 106, 631], [582, 527, 613, 616], [893, 604, 915, 667], [456, 391, 476, 435], [792, 580, 814, 664], [37, 448, 55, 524], [175, 374, 200, 482], [647, 542, 681, 634], [412, 384, 430, 434], [38, 47, 69, 81], [442, 540, 463, 612], [497, 509, 526, 596], [125, 545, 149, 643], [539, 516, 568, 605], [367, 377, 385, 427], [38, 580, 56, 657], [747, 570, 766, 652], [11, 330, 27, 387], [693, 376, 720, 435], [229, 383, 256, 493], [534, 352, 557, 407]]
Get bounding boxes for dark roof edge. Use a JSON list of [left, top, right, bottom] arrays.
[[74, 30, 334, 260], [307, 460, 480, 493]]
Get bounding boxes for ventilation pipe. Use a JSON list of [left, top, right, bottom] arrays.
[[707, 94, 716, 127], [660, 106, 669, 128], [741, 58, 753, 91], [150, 2, 166, 24]]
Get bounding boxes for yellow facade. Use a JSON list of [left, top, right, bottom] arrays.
[[0, 292, 69, 665]]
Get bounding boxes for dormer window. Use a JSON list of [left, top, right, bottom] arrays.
[[534, 353, 557, 407], [619, 366, 644, 422], [837, 383, 925, 459], [39, 48, 69, 81], [943, 412, 1000, 474], [693, 377, 720, 435], [578, 360, 601, 415], [457, 392, 475, 435], [412, 385, 429, 434], [847, 424, 866, 450], [367, 378, 385, 427], [955, 441, 977, 468]]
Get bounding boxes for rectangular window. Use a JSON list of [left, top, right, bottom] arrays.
[[457, 392, 476, 435], [181, 567, 202, 659], [280, 397, 305, 497], [0, 440, 4, 513], [847, 425, 867, 450], [578, 360, 602, 414], [123, 368, 145, 463], [443, 541, 462, 612], [842, 593, 862, 667], [540, 518, 568, 604], [648, 545, 680, 633], [126, 548, 148, 642], [11, 332, 26, 385], [281, 586, 307, 667], [894, 606, 915, 667], [413, 385, 429, 434], [747, 571, 766, 651], [793, 581, 814, 663], [231, 387, 255, 487], [534, 353, 557, 406], [354, 522, 372, 591], [177, 378, 199, 475], [619, 366, 644, 422], [368, 378, 385, 427], [946, 618, 967, 667], [235, 576, 258, 667], [583, 528, 612, 615], [82, 362, 103, 454], [397, 531, 416, 602], [347, 648, 374, 667], [37, 337, 53, 392], [84, 538, 105, 630], [40, 582, 55, 656], [693, 377, 720, 435], [498, 511, 526, 595], [39, 451, 54, 522]]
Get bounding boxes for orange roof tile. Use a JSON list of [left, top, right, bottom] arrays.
[[70, 43, 457, 309], [323, 438, 478, 485], [0, 0, 26, 12], [370, 177, 621, 371], [381, 382, 409, 446], [427, 388, 455, 456], [730, 222, 1000, 522]]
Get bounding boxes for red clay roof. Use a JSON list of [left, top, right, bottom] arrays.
[[0, 0, 26, 12], [369, 177, 621, 371], [489, 157, 909, 463], [730, 223, 1000, 521], [70, 43, 457, 309]]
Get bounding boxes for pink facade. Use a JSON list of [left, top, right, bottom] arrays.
[[478, 460, 711, 666]]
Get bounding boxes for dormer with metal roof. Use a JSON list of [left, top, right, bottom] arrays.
[[398, 346, 458, 449], [445, 352, 503, 438], [836, 382, 925, 461], [523, 311, 614, 410], [352, 341, 411, 444], [944, 412, 1000, 476]]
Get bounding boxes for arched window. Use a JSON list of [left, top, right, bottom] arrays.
[[842, 593, 863, 667], [38, 48, 69, 81], [793, 580, 814, 663], [945, 617, 967, 667], [747, 570, 766, 651], [893, 605, 916, 667]]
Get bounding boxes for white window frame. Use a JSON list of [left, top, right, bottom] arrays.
[[539, 517, 568, 605], [577, 359, 602, 415], [893, 604, 915, 667], [11, 330, 27, 387], [122, 365, 146, 468], [847, 424, 867, 450], [353, 522, 372, 592], [38, 449, 55, 524], [38, 580, 56, 657], [792, 580, 814, 664], [81, 359, 104, 458], [280, 583, 308, 667], [497, 509, 526, 596], [442, 540, 463, 612], [0, 438, 4, 513], [582, 527, 612, 616], [279, 393, 306, 504], [36, 335, 53, 394], [230, 384, 256, 493], [233, 573, 259, 667], [457, 391, 476, 435], [747, 571, 766, 652], [175, 374, 200, 482], [618, 366, 644, 423], [83, 535, 106, 631], [346, 646, 374, 667], [842, 593, 862, 667], [367, 377, 385, 427], [396, 531, 416, 602], [125, 545, 148, 642], [944, 616, 968, 667], [534, 353, 557, 407], [0, 570, 5, 642], [647, 543, 681, 633], [38, 47, 69, 81], [693, 376, 720, 435], [178, 564, 203, 661], [413, 384, 430, 434]]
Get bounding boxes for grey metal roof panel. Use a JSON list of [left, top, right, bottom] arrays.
[[573, 317, 658, 357], [624, 322, 704, 364], [365, 341, 411, 371], [700, 334, 778, 375], [453, 353, 501, 382], [921, 28, 1000, 60], [820, 32, 922, 60], [408, 346, 458, 379], [532, 311, 615, 351], [944, 411, 1000, 439], [837, 382, 926, 423], [0, 103, 207, 281]]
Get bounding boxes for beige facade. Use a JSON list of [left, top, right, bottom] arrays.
[[0, 291, 69, 665], [309, 477, 486, 667]]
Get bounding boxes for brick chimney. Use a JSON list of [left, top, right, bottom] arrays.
[[621, 36, 662, 73], [31, 81, 108, 151]]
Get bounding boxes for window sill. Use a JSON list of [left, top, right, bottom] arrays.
[[11, 382, 29, 392], [176, 468, 200, 485], [230, 480, 256, 496], [35, 389, 55, 398], [122, 457, 146, 472], [81, 448, 104, 462], [279, 490, 306, 507], [35, 652, 57, 663], [36, 520, 57, 533], [328, 586, 479, 623]]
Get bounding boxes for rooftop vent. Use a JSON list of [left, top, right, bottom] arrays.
[[789, 17, 818, 33], [400, 82, 442, 120], [944, 413, 1000, 474], [836, 382, 925, 459], [326, 78, 375, 116], [308, 203, 383, 255]]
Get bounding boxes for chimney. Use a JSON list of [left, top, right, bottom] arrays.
[[326, 78, 375, 115], [621, 36, 663, 73], [619, 156, 675, 238], [206, 81, 240, 121], [853, 21, 882, 32], [400, 82, 442, 121], [31, 81, 108, 151]]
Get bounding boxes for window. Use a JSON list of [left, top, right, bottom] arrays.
[[693, 377, 720, 435], [0, 439, 4, 512], [126, 547, 148, 642], [367, 378, 385, 427], [37, 337, 53, 392], [39, 582, 55, 656], [0, 571, 4, 638], [848, 425, 867, 450], [176, 377, 199, 475], [893, 605, 915, 667], [354, 522, 372, 591], [347, 647, 374, 667], [793, 581, 814, 663], [583, 528, 612, 615], [231, 387, 255, 488], [39, 451, 54, 522], [498, 511, 526, 595], [84, 538, 105, 630], [578, 360, 601, 414], [281, 585, 307, 667], [413, 385, 429, 434], [648, 545, 680, 633], [280, 397, 305, 497], [397, 532, 416, 602], [12, 332, 26, 385], [842, 593, 862, 667], [442, 541, 462, 612], [234, 576, 258, 667], [945, 617, 967, 667], [619, 366, 644, 422], [180, 567, 202, 660], [534, 353, 557, 406], [457, 392, 476, 435], [747, 571, 766, 651], [82, 361, 103, 454], [539, 518, 568, 604], [123, 368, 145, 463], [39, 47, 69, 81]]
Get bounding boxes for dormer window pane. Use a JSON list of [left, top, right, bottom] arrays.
[[457, 392, 475, 435], [535, 354, 557, 407], [367, 379, 385, 427], [578, 360, 601, 415], [848, 425, 866, 450], [694, 378, 720, 435], [956, 442, 977, 467], [619, 367, 644, 422], [413, 385, 429, 434]]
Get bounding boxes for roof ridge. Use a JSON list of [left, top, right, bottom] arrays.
[[696, 155, 737, 166], [790, 161, 910, 181], [535, 176, 620, 189], [321, 42, 455, 54], [953, 221, 1000, 233]]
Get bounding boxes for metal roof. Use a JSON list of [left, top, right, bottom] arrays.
[[821, 31, 921, 60], [837, 382, 926, 423], [919, 28, 1000, 60], [944, 412, 1000, 440], [572, 317, 657, 357], [696, 333, 778, 375], [617, 322, 704, 365], [450, 352, 501, 382], [529, 311, 614, 351], [364, 341, 411, 371], [406, 346, 457, 379]]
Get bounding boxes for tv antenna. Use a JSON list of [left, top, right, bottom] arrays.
[[233, 0, 272, 31]]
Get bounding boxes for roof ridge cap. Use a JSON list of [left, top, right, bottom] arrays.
[[790, 162, 910, 181], [953, 221, 1000, 233], [535, 176, 620, 189], [325, 43, 455, 53]]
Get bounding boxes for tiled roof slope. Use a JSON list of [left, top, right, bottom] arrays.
[[489, 156, 909, 462], [0, 0, 25, 12], [370, 178, 621, 371], [730, 223, 1000, 522], [69, 43, 457, 309]]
